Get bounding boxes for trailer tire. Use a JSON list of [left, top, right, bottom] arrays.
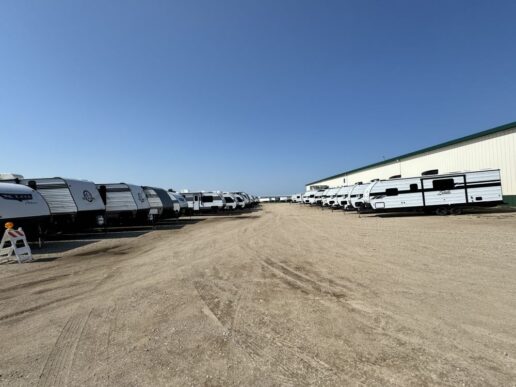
[[435, 207, 449, 216]]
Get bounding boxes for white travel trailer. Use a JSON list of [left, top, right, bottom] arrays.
[[323, 187, 339, 207], [364, 169, 504, 215], [233, 192, 251, 208], [13, 177, 106, 230], [329, 187, 344, 207], [182, 192, 225, 213], [182, 192, 201, 214], [349, 183, 372, 210], [97, 183, 151, 225], [0, 183, 51, 240], [200, 192, 225, 211], [234, 194, 246, 208], [223, 193, 238, 210], [335, 186, 352, 208], [302, 190, 316, 204], [167, 191, 188, 217], [321, 189, 331, 206], [291, 193, 302, 203], [313, 189, 326, 205]]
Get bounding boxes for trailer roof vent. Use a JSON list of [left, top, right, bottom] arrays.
[[356, 181, 363, 185], [422, 169, 439, 176], [389, 175, 401, 179], [370, 178, 380, 182]]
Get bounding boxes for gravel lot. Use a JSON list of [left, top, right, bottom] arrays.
[[0, 204, 515, 386]]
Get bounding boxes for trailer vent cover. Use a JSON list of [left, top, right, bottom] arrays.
[[422, 169, 439, 176]]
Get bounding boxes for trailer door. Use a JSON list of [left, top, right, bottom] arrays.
[[193, 195, 200, 211], [421, 175, 468, 207]]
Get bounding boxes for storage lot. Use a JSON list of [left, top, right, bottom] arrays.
[[0, 205, 515, 386]]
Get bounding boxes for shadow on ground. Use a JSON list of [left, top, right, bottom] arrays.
[[31, 218, 208, 257]]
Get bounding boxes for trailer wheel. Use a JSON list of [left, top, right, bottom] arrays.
[[450, 207, 463, 215], [435, 207, 449, 216]]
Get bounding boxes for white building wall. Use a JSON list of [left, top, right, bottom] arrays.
[[307, 127, 516, 199]]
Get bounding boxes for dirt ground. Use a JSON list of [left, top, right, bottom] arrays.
[[0, 204, 515, 386]]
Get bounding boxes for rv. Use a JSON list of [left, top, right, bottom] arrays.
[[313, 189, 326, 205], [363, 169, 504, 215], [201, 192, 225, 211], [322, 188, 339, 207], [327, 187, 342, 207], [153, 187, 177, 219], [233, 192, 251, 208], [349, 183, 371, 210], [320, 188, 332, 206], [13, 177, 106, 230], [335, 186, 352, 208], [181, 192, 201, 214], [302, 190, 319, 204], [0, 183, 51, 240], [97, 183, 151, 225], [224, 193, 240, 210], [291, 193, 303, 203], [181, 192, 225, 213], [302, 191, 315, 204], [248, 193, 258, 207], [167, 191, 188, 217], [146, 187, 177, 219], [142, 187, 164, 221], [234, 194, 246, 208]]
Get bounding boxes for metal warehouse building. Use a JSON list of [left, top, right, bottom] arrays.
[[306, 121, 516, 206]]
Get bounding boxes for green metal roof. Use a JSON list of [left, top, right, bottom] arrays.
[[306, 121, 516, 186]]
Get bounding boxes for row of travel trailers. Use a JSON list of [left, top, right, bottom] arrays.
[[0, 174, 258, 241], [292, 169, 504, 215]]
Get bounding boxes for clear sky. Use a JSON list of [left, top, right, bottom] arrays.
[[1, 1, 515, 196]]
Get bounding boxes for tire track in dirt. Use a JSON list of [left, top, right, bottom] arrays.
[[235, 207, 427, 384], [261, 257, 347, 299], [220, 211, 342, 384], [38, 309, 92, 387], [0, 267, 120, 323]]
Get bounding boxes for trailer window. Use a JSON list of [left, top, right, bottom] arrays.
[[385, 188, 399, 196], [433, 179, 455, 190], [202, 196, 213, 203], [224, 197, 234, 203], [409, 184, 418, 192]]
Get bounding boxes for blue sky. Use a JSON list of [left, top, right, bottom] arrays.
[[1, 1, 515, 195]]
